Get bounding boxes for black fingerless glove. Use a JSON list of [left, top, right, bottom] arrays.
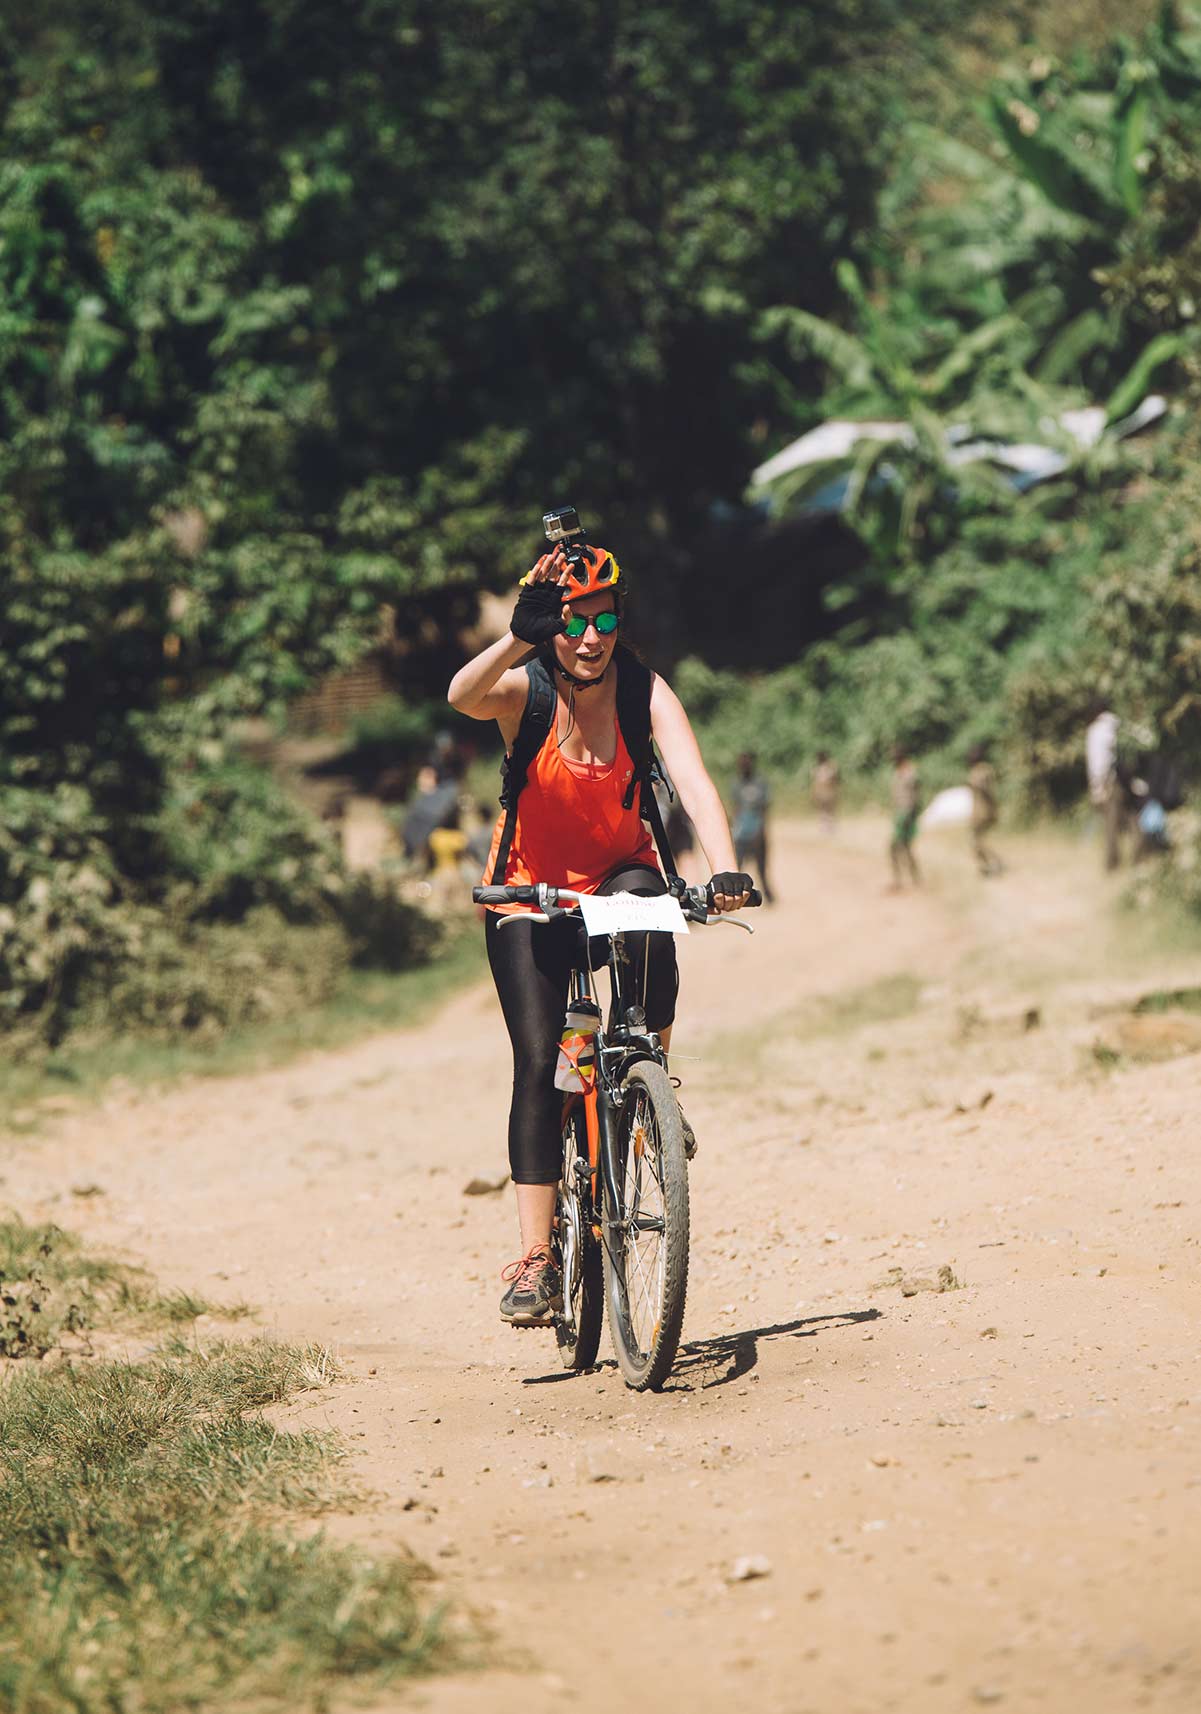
[[511, 580, 566, 645], [707, 871, 754, 903]]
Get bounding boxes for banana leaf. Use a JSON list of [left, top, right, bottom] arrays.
[[1104, 331, 1191, 421], [1034, 309, 1113, 386], [924, 314, 1026, 400], [1114, 76, 1150, 217], [757, 305, 874, 393], [986, 90, 1123, 229]]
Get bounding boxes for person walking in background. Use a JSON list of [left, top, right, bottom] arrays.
[[967, 743, 1003, 877], [811, 749, 841, 834], [732, 750, 775, 904], [888, 743, 922, 890], [1085, 699, 1124, 871], [401, 764, 459, 869]]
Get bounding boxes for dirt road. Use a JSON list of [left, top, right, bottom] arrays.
[[8, 819, 1201, 1713]]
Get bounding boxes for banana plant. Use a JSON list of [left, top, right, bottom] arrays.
[[754, 259, 1025, 563]]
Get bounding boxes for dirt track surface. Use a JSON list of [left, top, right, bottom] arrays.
[[8, 818, 1201, 1713]]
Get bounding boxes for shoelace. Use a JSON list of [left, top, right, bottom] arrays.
[[501, 1246, 552, 1290]]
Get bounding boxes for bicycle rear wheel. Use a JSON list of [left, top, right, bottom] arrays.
[[604, 1060, 689, 1391], [555, 1103, 603, 1371]]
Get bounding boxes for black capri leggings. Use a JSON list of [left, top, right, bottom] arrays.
[[485, 865, 679, 1185]]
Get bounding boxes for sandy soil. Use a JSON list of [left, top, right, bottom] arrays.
[[7, 817, 1201, 1714]]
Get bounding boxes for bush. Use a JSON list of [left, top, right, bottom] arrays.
[[0, 754, 442, 1045], [336, 875, 441, 973], [156, 753, 343, 922], [682, 461, 1201, 812], [71, 908, 351, 1041]]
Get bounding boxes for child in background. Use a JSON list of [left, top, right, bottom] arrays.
[[967, 743, 1003, 877], [888, 744, 922, 890], [731, 751, 775, 904], [811, 750, 841, 834]]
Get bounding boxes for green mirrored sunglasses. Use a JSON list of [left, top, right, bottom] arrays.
[[563, 609, 619, 639]]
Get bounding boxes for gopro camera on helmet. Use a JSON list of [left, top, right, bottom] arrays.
[[542, 505, 588, 569]]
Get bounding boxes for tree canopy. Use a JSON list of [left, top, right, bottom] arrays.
[[0, 0, 959, 1029]]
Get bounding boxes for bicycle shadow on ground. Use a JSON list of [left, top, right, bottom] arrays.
[[522, 1306, 880, 1390], [666, 1307, 880, 1391]]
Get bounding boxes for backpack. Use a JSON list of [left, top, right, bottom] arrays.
[[489, 642, 678, 886]]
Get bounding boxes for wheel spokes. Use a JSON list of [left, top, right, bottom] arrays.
[[622, 1095, 668, 1354]]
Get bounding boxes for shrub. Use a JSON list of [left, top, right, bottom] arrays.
[[336, 875, 441, 973], [0, 754, 441, 1045], [156, 753, 343, 922], [70, 909, 351, 1041]]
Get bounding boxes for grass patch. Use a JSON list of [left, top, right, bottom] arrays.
[[0, 1225, 449, 1709], [0, 921, 485, 1128], [1133, 985, 1201, 1015], [792, 971, 924, 1040], [0, 1336, 445, 1711], [0, 1220, 247, 1359]]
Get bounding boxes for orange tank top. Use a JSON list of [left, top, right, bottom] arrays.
[[481, 716, 659, 907]]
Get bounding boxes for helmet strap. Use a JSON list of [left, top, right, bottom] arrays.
[[553, 657, 609, 689]]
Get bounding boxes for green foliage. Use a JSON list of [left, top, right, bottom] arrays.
[[156, 754, 343, 922], [722, 4, 1201, 853], [336, 875, 440, 974], [753, 9, 1201, 562], [690, 445, 1201, 810], [0, 0, 963, 1034], [79, 909, 351, 1041], [0, 748, 440, 1044]]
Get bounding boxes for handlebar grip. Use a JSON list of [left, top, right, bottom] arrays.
[[702, 884, 764, 908], [472, 884, 538, 905]]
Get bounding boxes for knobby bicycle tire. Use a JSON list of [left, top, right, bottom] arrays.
[[604, 1059, 689, 1391], [555, 1103, 603, 1371]]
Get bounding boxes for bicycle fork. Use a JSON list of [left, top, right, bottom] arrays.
[[567, 963, 624, 1254]]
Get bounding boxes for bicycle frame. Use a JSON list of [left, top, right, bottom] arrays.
[[562, 917, 667, 1255], [475, 875, 756, 1260]]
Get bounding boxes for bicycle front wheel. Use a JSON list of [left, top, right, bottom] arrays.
[[604, 1060, 689, 1391], [555, 1103, 603, 1371]]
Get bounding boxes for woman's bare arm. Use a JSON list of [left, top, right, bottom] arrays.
[[447, 631, 531, 729], [649, 673, 738, 877], [448, 547, 575, 731]]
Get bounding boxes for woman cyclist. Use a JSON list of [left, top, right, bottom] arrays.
[[447, 541, 753, 1326]]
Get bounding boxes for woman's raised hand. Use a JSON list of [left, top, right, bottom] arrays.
[[511, 548, 571, 645], [522, 546, 571, 588]]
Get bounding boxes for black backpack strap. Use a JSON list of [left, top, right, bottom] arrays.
[[615, 646, 680, 884], [615, 645, 651, 812], [489, 657, 556, 884]]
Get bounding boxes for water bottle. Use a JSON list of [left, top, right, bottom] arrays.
[[554, 998, 601, 1093]]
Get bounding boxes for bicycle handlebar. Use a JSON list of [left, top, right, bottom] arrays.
[[471, 881, 762, 922], [473, 884, 541, 907]]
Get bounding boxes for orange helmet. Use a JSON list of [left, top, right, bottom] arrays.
[[561, 544, 624, 603]]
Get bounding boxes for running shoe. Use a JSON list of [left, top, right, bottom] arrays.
[[499, 1248, 563, 1325]]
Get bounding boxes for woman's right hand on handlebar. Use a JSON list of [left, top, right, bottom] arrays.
[[706, 871, 756, 913]]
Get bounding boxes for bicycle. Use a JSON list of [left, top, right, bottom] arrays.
[[472, 878, 759, 1391]]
